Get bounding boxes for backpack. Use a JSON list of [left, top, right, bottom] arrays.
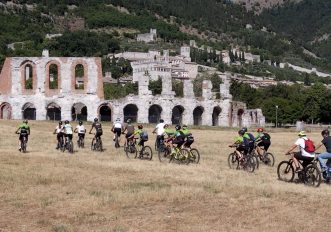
[[140, 130, 148, 141], [94, 122, 103, 133], [247, 133, 255, 143], [304, 138, 315, 153], [262, 133, 271, 141]]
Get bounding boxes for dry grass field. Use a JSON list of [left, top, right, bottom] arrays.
[[0, 120, 330, 232]]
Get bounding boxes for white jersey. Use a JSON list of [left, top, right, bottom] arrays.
[[295, 137, 315, 158], [55, 125, 63, 134], [155, 123, 165, 136], [64, 124, 73, 135], [76, 125, 86, 134], [113, 122, 122, 129]]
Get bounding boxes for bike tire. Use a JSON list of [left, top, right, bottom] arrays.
[[264, 152, 275, 167], [252, 152, 259, 169], [158, 146, 170, 162], [244, 155, 255, 173], [142, 146, 153, 160], [228, 153, 239, 169], [277, 161, 294, 182], [180, 148, 190, 165], [22, 139, 27, 153], [126, 143, 137, 159], [115, 135, 120, 148], [189, 148, 200, 164], [69, 141, 74, 153], [304, 164, 321, 187], [62, 142, 66, 152]]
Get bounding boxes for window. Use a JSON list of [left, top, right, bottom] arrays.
[[75, 64, 84, 89], [49, 64, 58, 89], [24, 64, 33, 89]]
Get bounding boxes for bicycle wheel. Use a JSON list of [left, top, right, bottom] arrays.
[[244, 155, 255, 173], [98, 139, 103, 152], [158, 146, 171, 162], [189, 148, 200, 164], [228, 153, 238, 169], [126, 143, 137, 159], [170, 148, 189, 164], [304, 164, 321, 187], [277, 161, 294, 182], [22, 139, 27, 153], [154, 139, 158, 151], [141, 146, 153, 160], [68, 141, 74, 153], [115, 135, 120, 148], [252, 152, 259, 169], [62, 142, 67, 152], [263, 152, 275, 167]]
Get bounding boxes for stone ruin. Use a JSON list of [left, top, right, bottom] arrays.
[[0, 53, 265, 127]]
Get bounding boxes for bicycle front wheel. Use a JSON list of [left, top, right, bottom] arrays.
[[277, 161, 294, 182], [244, 155, 255, 173], [158, 146, 170, 162], [304, 164, 321, 187], [263, 152, 275, 167], [189, 148, 200, 164], [142, 146, 153, 160], [126, 144, 137, 159], [228, 153, 238, 169]]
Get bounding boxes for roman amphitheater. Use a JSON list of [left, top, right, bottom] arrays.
[[0, 49, 265, 127]]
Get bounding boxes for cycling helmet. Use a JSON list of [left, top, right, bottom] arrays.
[[58, 121, 62, 125], [65, 120, 69, 124], [116, 118, 121, 122], [79, 121, 83, 125], [94, 118, 98, 122], [238, 129, 245, 136], [321, 129, 330, 137], [164, 124, 169, 128], [182, 125, 188, 129], [241, 127, 247, 133], [126, 119, 131, 123], [23, 120, 28, 124], [138, 124, 143, 129], [175, 125, 181, 130], [298, 131, 306, 137], [257, 128, 264, 132], [159, 119, 164, 123]]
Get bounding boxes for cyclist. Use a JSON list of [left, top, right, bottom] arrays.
[[15, 120, 30, 151], [163, 124, 175, 147], [255, 128, 271, 157], [229, 129, 248, 161], [129, 124, 148, 156], [181, 125, 194, 148], [89, 118, 103, 145], [74, 121, 86, 146], [123, 119, 135, 144], [285, 131, 315, 172], [241, 127, 255, 154], [315, 129, 331, 173], [152, 119, 165, 150], [63, 120, 73, 144], [111, 118, 123, 142], [53, 121, 64, 149], [170, 125, 185, 155]]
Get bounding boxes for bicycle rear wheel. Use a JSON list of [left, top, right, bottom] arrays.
[[115, 135, 120, 148], [252, 152, 259, 169], [21, 139, 27, 153], [244, 155, 255, 173], [304, 164, 321, 187], [227, 153, 238, 169], [263, 152, 275, 167], [68, 141, 74, 153], [126, 143, 137, 159], [189, 148, 200, 164], [277, 161, 294, 182], [142, 146, 153, 160]]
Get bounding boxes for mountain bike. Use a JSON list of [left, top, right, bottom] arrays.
[[169, 147, 190, 164], [125, 137, 153, 160], [61, 136, 74, 154], [251, 144, 275, 168], [20, 134, 28, 153], [228, 145, 255, 172], [277, 156, 321, 187], [183, 144, 200, 164], [91, 133, 103, 152], [114, 132, 120, 148], [77, 133, 85, 148], [124, 137, 137, 158]]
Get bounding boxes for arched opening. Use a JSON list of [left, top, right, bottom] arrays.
[[22, 103, 36, 120], [75, 64, 84, 89], [193, 106, 204, 126], [148, 104, 162, 123], [99, 104, 112, 122], [123, 104, 138, 123], [72, 103, 87, 121], [0, 102, 12, 119], [212, 106, 222, 126], [46, 103, 61, 121], [172, 105, 184, 125], [238, 109, 244, 127], [49, 64, 58, 89], [24, 64, 33, 89]]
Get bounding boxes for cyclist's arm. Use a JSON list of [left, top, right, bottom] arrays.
[[74, 128, 78, 133], [15, 127, 20, 134], [285, 144, 297, 155], [315, 143, 323, 151], [89, 125, 94, 134]]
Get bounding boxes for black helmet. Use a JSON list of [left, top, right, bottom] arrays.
[[127, 119, 131, 123], [164, 124, 169, 128], [241, 127, 247, 133], [79, 121, 83, 125], [65, 120, 69, 124], [23, 120, 28, 124], [321, 129, 330, 137], [175, 125, 181, 130], [160, 119, 164, 123], [59, 121, 62, 125], [94, 118, 98, 122], [138, 124, 143, 129], [238, 129, 245, 136]]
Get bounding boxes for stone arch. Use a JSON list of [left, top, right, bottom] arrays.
[[22, 102, 36, 120], [148, 104, 162, 123], [172, 105, 184, 125], [71, 60, 88, 91], [193, 106, 204, 126], [72, 102, 88, 121], [46, 102, 61, 121], [98, 104, 112, 122], [20, 60, 37, 91], [212, 106, 222, 126], [238, 109, 244, 127], [0, 102, 12, 119], [123, 104, 138, 123]]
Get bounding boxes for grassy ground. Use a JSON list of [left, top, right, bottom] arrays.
[[0, 120, 330, 232]]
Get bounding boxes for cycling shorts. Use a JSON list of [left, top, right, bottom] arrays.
[[114, 128, 121, 137]]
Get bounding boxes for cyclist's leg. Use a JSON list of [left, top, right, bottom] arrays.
[[292, 152, 302, 171], [318, 152, 331, 170]]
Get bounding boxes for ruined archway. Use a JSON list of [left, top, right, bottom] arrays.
[[99, 104, 112, 122], [123, 104, 138, 123], [212, 106, 222, 126], [172, 105, 184, 125], [148, 104, 162, 123], [22, 102, 36, 120], [193, 106, 204, 126], [46, 102, 61, 121], [0, 102, 12, 119], [72, 103, 87, 121], [238, 109, 244, 127]]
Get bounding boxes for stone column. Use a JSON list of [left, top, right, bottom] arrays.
[[202, 104, 212, 126], [202, 80, 212, 100], [219, 100, 231, 127], [183, 79, 194, 98], [138, 74, 152, 96], [161, 72, 175, 97]]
